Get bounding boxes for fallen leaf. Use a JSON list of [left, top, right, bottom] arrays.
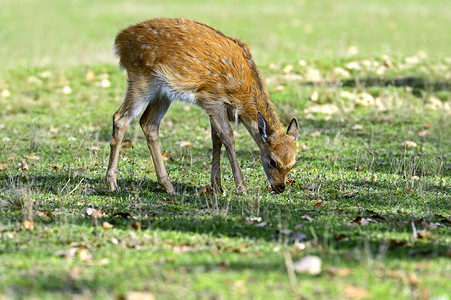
[[99, 79, 111, 88], [307, 182, 318, 191], [0, 163, 8, 171], [61, 85, 72, 95], [122, 139, 133, 148], [333, 233, 348, 241], [351, 124, 364, 131], [290, 232, 307, 242], [298, 142, 309, 150], [195, 185, 214, 195], [343, 192, 359, 199], [293, 255, 322, 275], [309, 91, 319, 101], [161, 152, 170, 161], [173, 244, 196, 253], [418, 130, 428, 137], [1, 89, 11, 98], [85, 207, 105, 219], [309, 130, 321, 138], [87, 146, 101, 152], [344, 285, 370, 299], [283, 64, 294, 74], [177, 140, 193, 148], [67, 136, 77, 142], [0, 198, 9, 207], [416, 229, 432, 239], [327, 267, 353, 276], [24, 155, 40, 160], [131, 222, 142, 230], [85, 70, 96, 81], [301, 215, 315, 222], [400, 140, 417, 147], [78, 248, 92, 264], [423, 122, 432, 129], [20, 162, 30, 170], [244, 216, 262, 224], [314, 199, 323, 207], [2, 137, 11, 142], [103, 221, 113, 230], [52, 165, 60, 170], [125, 291, 155, 300], [352, 215, 371, 225], [279, 229, 293, 235], [23, 220, 34, 230]]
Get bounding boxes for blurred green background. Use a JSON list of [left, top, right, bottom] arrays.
[[1, 0, 451, 69]]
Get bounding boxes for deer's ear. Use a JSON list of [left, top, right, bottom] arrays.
[[286, 118, 299, 141], [257, 112, 268, 144]]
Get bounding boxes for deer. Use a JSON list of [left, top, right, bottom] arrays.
[[106, 18, 299, 194]]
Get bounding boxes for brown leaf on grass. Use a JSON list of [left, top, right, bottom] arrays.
[[244, 217, 262, 224], [352, 215, 371, 226], [327, 267, 353, 276], [344, 192, 358, 198], [309, 130, 321, 138], [87, 146, 101, 152], [307, 182, 318, 191], [293, 255, 322, 275], [400, 140, 417, 147], [103, 221, 113, 230], [195, 185, 214, 195], [0, 198, 9, 207], [309, 91, 319, 101], [161, 152, 171, 161], [344, 285, 370, 299], [7, 154, 16, 161], [416, 229, 432, 239], [334, 233, 348, 241], [85, 70, 96, 81], [131, 222, 142, 230], [434, 214, 451, 225], [351, 124, 364, 131], [122, 139, 133, 148], [298, 142, 309, 150], [173, 243, 196, 253], [24, 155, 40, 160], [176, 140, 193, 148], [52, 165, 60, 170], [20, 162, 30, 170], [85, 207, 105, 219], [418, 130, 428, 137], [314, 199, 323, 207], [301, 215, 315, 222], [423, 122, 432, 129], [286, 178, 295, 185], [125, 291, 155, 300], [366, 209, 386, 221], [23, 220, 34, 230], [0, 163, 8, 171], [283, 64, 294, 74]]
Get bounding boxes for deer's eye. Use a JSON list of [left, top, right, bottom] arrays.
[[269, 158, 277, 168]]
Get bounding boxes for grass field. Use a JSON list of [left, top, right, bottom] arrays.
[[1, 0, 450, 299]]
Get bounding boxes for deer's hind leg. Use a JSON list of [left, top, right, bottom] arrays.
[[139, 96, 175, 194]]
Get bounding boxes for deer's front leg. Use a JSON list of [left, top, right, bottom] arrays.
[[210, 120, 223, 193], [209, 107, 247, 193]]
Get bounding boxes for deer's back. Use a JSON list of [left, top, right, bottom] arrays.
[[114, 18, 264, 111]]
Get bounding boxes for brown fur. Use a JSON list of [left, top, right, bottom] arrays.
[[106, 18, 298, 194]]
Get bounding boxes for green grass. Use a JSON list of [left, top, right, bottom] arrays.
[[1, 0, 451, 299]]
